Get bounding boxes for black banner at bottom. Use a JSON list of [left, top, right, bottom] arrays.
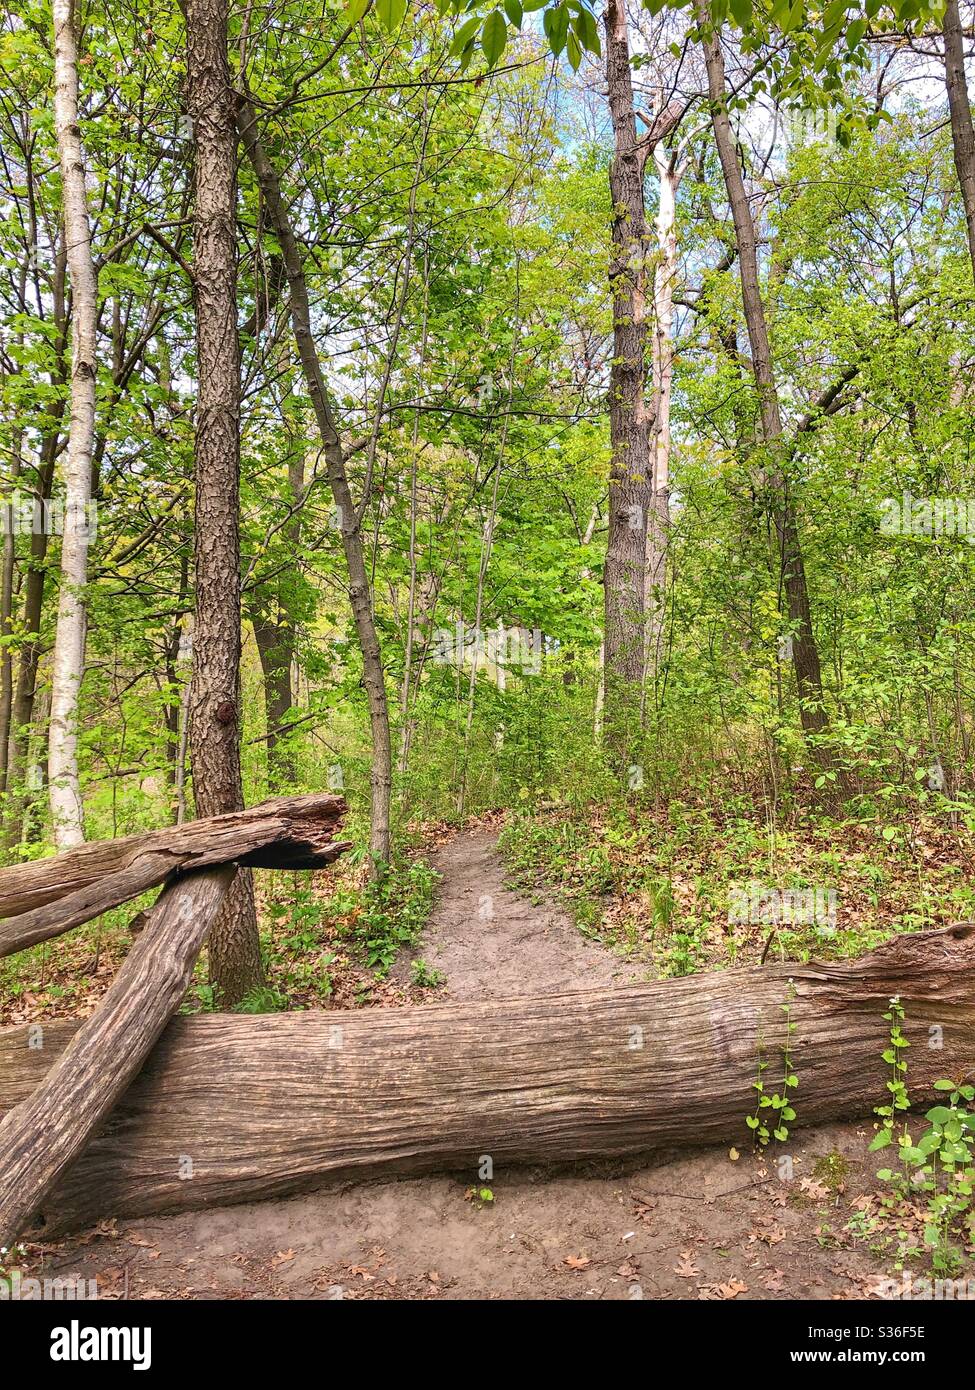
[[2, 1295, 969, 1376]]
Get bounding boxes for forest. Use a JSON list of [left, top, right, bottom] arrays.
[[1, 0, 975, 1326]]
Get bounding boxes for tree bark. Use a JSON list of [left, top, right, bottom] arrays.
[[645, 144, 681, 686], [1, 922, 972, 1236], [47, 0, 98, 850], [252, 607, 296, 786], [943, 0, 975, 277], [697, 7, 831, 746], [4, 249, 68, 851], [0, 791, 348, 957], [0, 865, 234, 1251], [603, 0, 653, 758], [185, 0, 262, 1002], [236, 90, 392, 873]]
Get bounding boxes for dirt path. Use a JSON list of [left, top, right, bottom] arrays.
[[395, 826, 643, 998], [34, 829, 913, 1302]]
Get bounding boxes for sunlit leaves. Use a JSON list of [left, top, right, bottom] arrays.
[[374, 0, 407, 30]]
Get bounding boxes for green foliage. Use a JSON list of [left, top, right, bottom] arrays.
[[747, 982, 799, 1145], [871, 999, 975, 1273]]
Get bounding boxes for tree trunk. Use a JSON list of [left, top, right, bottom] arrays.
[[4, 247, 68, 851], [236, 89, 392, 873], [1, 922, 971, 1236], [603, 0, 652, 759], [252, 608, 295, 787], [645, 144, 681, 686], [943, 0, 975, 277], [0, 791, 348, 956], [697, 7, 831, 746], [185, 0, 262, 1003], [0, 865, 234, 1250], [47, 0, 98, 850]]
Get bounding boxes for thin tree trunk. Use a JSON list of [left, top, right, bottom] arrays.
[[4, 246, 68, 852], [0, 431, 21, 796], [645, 144, 681, 686], [697, 6, 831, 746], [943, 0, 975, 276], [236, 91, 392, 873], [185, 0, 262, 1003], [603, 0, 652, 759], [252, 608, 295, 786], [47, 0, 97, 850]]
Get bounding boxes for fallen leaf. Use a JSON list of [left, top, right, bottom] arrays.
[[564, 1255, 591, 1271]]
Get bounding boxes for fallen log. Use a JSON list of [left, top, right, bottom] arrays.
[[0, 793, 349, 958], [0, 866, 234, 1250], [1, 923, 972, 1236]]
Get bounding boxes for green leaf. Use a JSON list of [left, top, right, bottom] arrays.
[[566, 29, 582, 70], [576, 6, 601, 55], [374, 0, 407, 31], [503, 0, 523, 24], [481, 10, 508, 66], [450, 13, 483, 55], [543, 2, 569, 55], [345, 0, 371, 22]]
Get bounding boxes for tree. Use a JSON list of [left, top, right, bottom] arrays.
[[942, 0, 975, 278], [47, 0, 96, 850], [184, 0, 263, 1003], [696, 2, 833, 755]]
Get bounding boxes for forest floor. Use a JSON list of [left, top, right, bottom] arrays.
[[22, 824, 974, 1301]]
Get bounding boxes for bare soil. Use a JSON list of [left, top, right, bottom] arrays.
[[31, 827, 945, 1301]]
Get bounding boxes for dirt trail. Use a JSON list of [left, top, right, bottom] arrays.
[[395, 826, 643, 998], [38, 828, 897, 1302]]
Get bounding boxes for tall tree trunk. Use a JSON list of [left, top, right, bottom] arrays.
[[645, 144, 681, 687], [0, 432, 21, 798], [602, 0, 653, 761], [697, 6, 830, 746], [250, 449, 301, 790], [185, 0, 263, 1003], [943, 0, 975, 277], [236, 91, 392, 873], [47, 0, 97, 850], [4, 257, 67, 852]]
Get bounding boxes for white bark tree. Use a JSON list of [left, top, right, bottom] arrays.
[[48, 0, 97, 849]]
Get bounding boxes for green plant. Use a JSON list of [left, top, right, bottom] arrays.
[[341, 859, 439, 977], [869, 995, 911, 1156], [877, 1079, 975, 1274], [870, 999, 975, 1271], [410, 958, 446, 989], [747, 981, 799, 1145], [233, 985, 288, 1014]]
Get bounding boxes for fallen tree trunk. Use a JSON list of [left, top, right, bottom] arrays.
[[0, 866, 233, 1250], [1, 923, 972, 1236], [0, 793, 348, 957]]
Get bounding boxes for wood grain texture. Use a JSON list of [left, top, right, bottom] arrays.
[[2, 923, 972, 1236], [0, 793, 349, 957], [0, 866, 233, 1248]]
